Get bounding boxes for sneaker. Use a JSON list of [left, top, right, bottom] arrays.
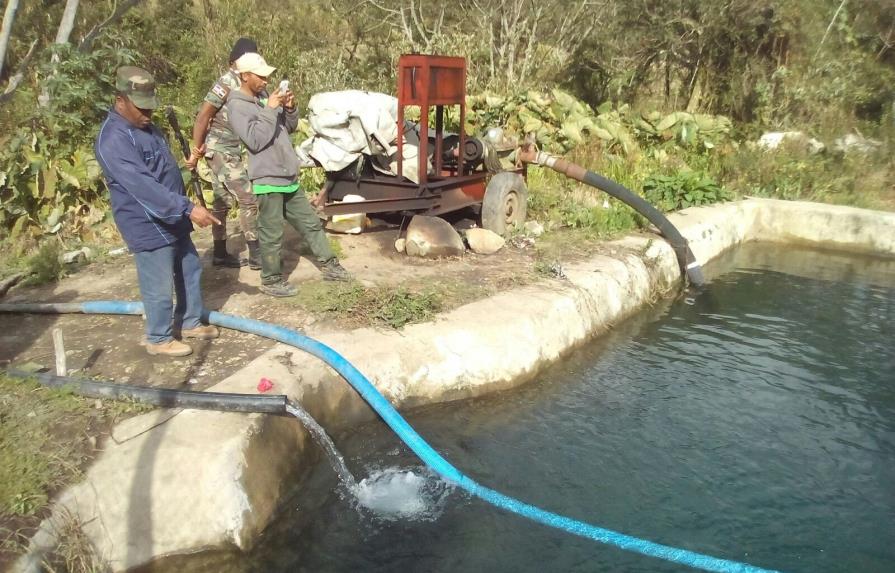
[[181, 325, 219, 340], [247, 255, 261, 270], [213, 253, 248, 268], [321, 260, 351, 282], [146, 339, 193, 357], [260, 280, 298, 297]]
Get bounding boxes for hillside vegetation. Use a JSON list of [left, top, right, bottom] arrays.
[[0, 0, 892, 263]]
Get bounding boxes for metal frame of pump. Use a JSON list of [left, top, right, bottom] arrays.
[[320, 54, 525, 220]]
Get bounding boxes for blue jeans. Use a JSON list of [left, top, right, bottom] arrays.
[[133, 236, 205, 344]]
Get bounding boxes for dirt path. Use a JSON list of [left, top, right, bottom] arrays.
[[0, 220, 584, 391]]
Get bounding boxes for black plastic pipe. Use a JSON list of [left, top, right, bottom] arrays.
[[5, 368, 288, 414], [519, 147, 706, 286]]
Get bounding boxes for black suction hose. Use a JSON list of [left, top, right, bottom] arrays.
[[5, 368, 288, 414], [519, 147, 706, 286]]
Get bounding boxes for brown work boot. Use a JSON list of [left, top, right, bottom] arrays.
[[181, 325, 220, 340], [146, 339, 193, 357]]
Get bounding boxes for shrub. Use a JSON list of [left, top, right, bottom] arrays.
[[643, 171, 731, 212]]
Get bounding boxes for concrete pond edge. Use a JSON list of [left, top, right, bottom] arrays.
[[17, 198, 895, 571]]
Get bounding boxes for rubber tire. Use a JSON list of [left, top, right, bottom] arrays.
[[481, 172, 528, 236]]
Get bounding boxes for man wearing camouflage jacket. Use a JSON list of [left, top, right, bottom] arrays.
[[187, 37, 260, 269]]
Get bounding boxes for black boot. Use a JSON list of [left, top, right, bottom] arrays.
[[212, 240, 246, 268], [247, 240, 261, 270]]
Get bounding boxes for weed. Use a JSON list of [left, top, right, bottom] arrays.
[[41, 508, 109, 573], [291, 282, 442, 329], [328, 237, 344, 259], [643, 171, 731, 212], [24, 242, 64, 286], [533, 245, 568, 280], [0, 374, 146, 528], [0, 376, 94, 517], [527, 165, 640, 238], [370, 288, 442, 329]]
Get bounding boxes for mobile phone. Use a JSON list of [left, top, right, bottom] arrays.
[[278, 79, 289, 93]]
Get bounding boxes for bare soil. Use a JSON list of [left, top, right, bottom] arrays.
[[0, 218, 600, 391]]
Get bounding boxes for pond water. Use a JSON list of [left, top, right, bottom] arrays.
[[177, 243, 895, 573]]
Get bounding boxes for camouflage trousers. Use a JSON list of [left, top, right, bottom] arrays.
[[207, 151, 258, 242]]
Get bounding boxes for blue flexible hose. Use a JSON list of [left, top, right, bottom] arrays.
[[0, 300, 780, 573]]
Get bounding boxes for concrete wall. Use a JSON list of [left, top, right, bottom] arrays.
[[17, 199, 895, 571]]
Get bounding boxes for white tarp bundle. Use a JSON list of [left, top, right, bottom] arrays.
[[297, 90, 426, 183]]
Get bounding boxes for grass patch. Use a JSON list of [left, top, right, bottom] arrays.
[[0, 376, 97, 517], [525, 137, 893, 239], [291, 281, 442, 329], [0, 375, 150, 518], [328, 237, 344, 259]]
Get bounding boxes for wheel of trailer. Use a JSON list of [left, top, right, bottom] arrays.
[[481, 172, 528, 235]]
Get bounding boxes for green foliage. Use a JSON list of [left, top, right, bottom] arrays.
[[527, 165, 640, 238], [643, 171, 732, 212], [0, 40, 135, 240], [0, 0, 893, 250], [292, 282, 442, 329], [466, 89, 732, 156], [718, 145, 892, 208], [0, 376, 90, 517], [24, 241, 64, 286]]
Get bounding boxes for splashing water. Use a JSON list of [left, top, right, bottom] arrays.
[[285, 402, 357, 489], [353, 467, 455, 521], [286, 402, 454, 521]]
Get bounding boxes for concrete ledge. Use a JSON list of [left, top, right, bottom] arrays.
[[18, 199, 895, 571]]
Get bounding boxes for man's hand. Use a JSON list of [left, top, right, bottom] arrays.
[[283, 90, 296, 111], [186, 143, 206, 169], [189, 204, 221, 228], [267, 88, 284, 109]]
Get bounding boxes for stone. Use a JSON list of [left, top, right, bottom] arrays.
[[756, 131, 825, 154], [404, 215, 465, 258], [523, 221, 545, 237], [394, 238, 406, 253], [464, 228, 505, 255], [832, 133, 883, 155], [62, 249, 86, 264]]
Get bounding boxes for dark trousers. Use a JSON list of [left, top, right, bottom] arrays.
[[257, 190, 334, 285]]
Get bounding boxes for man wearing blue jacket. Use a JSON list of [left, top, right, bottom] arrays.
[[95, 66, 221, 357]]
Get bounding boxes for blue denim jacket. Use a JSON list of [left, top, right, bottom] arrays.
[[95, 109, 193, 252]]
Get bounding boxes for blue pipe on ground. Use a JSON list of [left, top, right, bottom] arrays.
[[0, 300, 777, 573]]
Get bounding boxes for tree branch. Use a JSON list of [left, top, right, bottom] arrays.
[[0, 0, 20, 79], [0, 37, 37, 105], [78, 0, 144, 52]]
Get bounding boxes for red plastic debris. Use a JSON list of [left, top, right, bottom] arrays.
[[257, 377, 274, 393]]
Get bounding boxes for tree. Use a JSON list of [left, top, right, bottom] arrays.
[[0, 0, 19, 78]]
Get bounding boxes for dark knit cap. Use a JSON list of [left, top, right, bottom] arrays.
[[229, 38, 258, 63]]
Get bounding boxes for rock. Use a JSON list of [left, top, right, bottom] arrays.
[[757, 131, 825, 154], [394, 238, 406, 253], [464, 228, 505, 255], [404, 215, 465, 258], [523, 221, 545, 237], [62, 248, 87, 264], [107, 246, 128, 257], [833, 133, 883, 155]]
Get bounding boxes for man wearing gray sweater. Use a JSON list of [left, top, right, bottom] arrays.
[[226, 53, 350, 296]]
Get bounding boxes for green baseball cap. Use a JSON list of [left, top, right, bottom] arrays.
[[115, 66, 160, 110]]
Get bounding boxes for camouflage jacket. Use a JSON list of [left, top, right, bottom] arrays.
[[203, 69, 243, 156]]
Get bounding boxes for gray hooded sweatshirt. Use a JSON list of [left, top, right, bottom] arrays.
[[226, 90, 301, 187]]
